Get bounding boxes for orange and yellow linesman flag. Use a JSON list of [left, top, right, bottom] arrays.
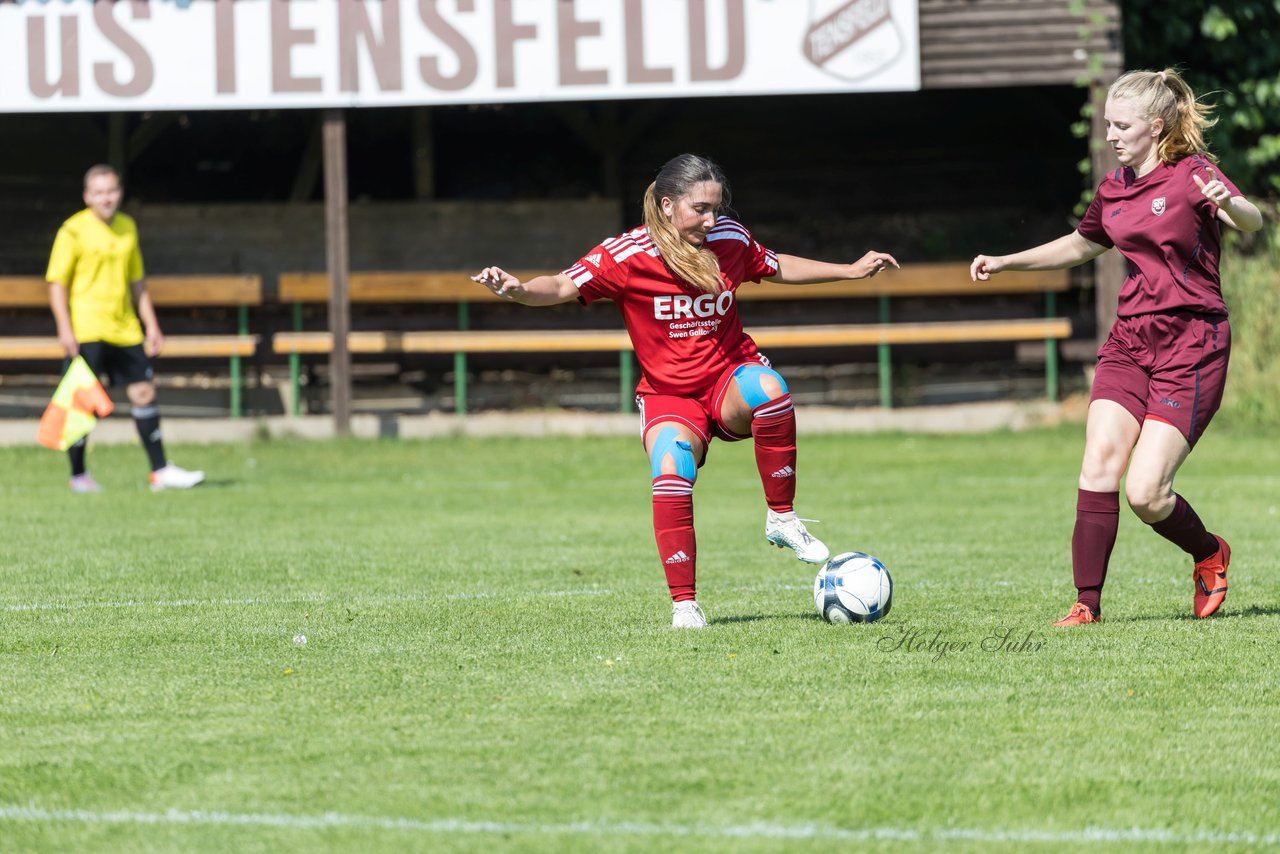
[[37, 356, 113, 451]]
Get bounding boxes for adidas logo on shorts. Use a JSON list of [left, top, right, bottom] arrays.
[[585, 253, 602, 267]]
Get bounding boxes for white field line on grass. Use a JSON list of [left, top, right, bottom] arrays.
[[0, 584, 814, 614], [0, 589, 612, 613], [0, 805, 1276, 847], [1, 594, 330, 613]]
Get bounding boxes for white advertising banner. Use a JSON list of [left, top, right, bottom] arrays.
[[0, 0, 920, 113]]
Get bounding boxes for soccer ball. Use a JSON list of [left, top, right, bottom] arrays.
[[814, 551, 893, 624]]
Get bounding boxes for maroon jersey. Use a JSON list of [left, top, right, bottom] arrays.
[[1077, 155, 1239, 318], [564, 217, 780, 396]]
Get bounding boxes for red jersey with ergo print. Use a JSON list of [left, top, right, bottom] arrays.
[[564, 217, 780, 396]]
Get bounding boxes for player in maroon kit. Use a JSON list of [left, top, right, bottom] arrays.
[[473, 153, 898, 628], [970, 68, 1264, 625]]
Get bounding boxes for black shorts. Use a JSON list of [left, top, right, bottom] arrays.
[[72, 341, 154, 387]]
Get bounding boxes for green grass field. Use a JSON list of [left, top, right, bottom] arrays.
[[2, 426, 1278, 852]]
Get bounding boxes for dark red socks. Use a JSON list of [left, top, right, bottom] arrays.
[[1150, 494, 1219, 562], [1072, 489, 1119, 614]]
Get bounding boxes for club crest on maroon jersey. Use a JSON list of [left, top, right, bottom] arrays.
[[1152, 197, 1167, 215]]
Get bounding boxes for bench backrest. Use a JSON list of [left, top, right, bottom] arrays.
[[0, 275, 263, 307], [738, 265, 1067, 300], [279, 271, 513, 303], [278, 263, 1067, 303]]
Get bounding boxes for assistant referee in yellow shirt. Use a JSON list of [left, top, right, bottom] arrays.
[[47, 164, 204, 493]]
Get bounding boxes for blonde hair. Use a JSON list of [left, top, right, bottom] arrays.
[[642, 153, 729, 295], [1108, 68, 1218, 164]]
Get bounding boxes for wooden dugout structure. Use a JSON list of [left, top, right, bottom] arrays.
[[12, 0, 1123, 428]]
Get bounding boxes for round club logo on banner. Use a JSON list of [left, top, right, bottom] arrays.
[[803, 0, 905, 83]]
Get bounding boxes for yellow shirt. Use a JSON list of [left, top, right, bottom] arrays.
[[46, 209, 146, 346]]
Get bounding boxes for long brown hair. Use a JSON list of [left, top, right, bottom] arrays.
[[1108, 68, 1218, 164], [642, 153, 730, 294]]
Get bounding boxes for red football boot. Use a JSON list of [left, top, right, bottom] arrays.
[[1193, 535, 1230, 619], [1053, 602, 1102, 627]]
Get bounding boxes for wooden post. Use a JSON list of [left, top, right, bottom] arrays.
[[108, 113, 126, 182], [411, 107, 435, 199], [1090, 72, 1124, 345], [323, 109, 352, 435], [291, 114, 324, 202]]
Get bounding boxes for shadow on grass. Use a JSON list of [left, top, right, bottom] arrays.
[[711, 610, 819, 626], [1215, 604, 1280, 619], [182, 478, 240, 490], [1119, 604, 1280, 622]]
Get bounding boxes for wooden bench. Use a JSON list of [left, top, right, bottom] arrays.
[[274, 264, 1071, 414], [0, 275, 262, 417]]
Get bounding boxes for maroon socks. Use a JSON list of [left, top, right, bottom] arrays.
[[1073, 490, 1218, 614], [1150, 494, 1219, 562], [1072, 489, 1119, 614]]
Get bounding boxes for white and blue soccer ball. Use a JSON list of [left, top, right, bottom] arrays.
[[814, 551, 893, 624]]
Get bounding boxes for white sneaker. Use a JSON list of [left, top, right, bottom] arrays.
[[149, 463, 205, 491], [671, 600, 708, 629], [69, 473, 102, 494], [765, 509, 830, 564]]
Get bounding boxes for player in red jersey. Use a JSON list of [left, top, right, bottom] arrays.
[[971, 69, 1264, 625], [473, 153, 897, 628]]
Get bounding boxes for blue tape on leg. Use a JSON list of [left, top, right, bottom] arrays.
[[733, 364, 788, 409], [650, 426, 696, 481]]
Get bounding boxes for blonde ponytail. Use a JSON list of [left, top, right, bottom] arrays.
[[1109, 68, 1218, 164], [642, 154, 730, 295], [643, 183, 722, 294]]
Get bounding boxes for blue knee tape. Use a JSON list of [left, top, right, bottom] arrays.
[[650, 426, 696, 481], [733, 364, 788, 409]]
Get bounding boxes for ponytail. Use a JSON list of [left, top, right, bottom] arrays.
[[1158, 69, 1217, 163], [642, 154, 730, 295], [1109, 68, 1218, 164]]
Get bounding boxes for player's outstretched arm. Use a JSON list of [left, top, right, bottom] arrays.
[[768, 251, 900, 284], [970, 232, 1107, 281], [471, 267, 580, 306], [1193, 169, 1264, 233]]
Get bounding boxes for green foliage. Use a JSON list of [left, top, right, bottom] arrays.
[[2, 433, 1279, 851], [1121, 0, 1280, 197], [1219, 218, 1280, 426]]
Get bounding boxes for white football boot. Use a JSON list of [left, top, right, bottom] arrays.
[[765, 509, 830, 564], [150, 463, 206, 491], [69, 473, 103, 493], [671, 600, 708, 629]]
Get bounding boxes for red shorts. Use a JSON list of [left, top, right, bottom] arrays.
[[1090, 312, 1229, 447], [636, 356, 772, 462]]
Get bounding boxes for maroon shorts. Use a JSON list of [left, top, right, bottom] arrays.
[[635, 356, 772, 463], [1090, 312, 1229, 447]]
